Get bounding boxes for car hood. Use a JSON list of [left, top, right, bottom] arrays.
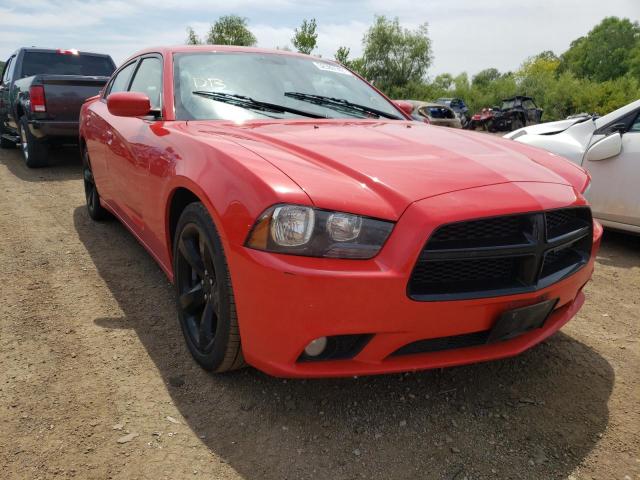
[[187, 120, 584, 220]]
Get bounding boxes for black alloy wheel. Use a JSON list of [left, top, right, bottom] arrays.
[[174, 203, 244, 372], [82, 147, 109, 221]]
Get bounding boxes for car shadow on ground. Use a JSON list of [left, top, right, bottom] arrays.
[[596, 229, 640, 269], [0, 145, 81, 182], [73, 206, 614, 480]]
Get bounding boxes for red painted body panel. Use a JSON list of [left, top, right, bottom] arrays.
[[79, 46, 600, 378]]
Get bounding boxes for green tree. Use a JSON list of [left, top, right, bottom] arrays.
[[627, 42, 640, 78], [334, 46, 351, 65], [559, 16, 640, 81], [361, 16, 433, 91], [186, 26, 201, 45], [432, 73, 454, 91], [533, 50, 559, 62], [292, 18, 318, 54], [333, 46, 367, 76], [206, 15, 257, 46], [472, 68, 501, 88]]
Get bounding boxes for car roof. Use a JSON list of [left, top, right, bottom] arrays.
[[122, 45, 333, 65]]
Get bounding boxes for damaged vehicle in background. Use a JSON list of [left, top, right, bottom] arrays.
[[492, 96, 543, 131], [468, 96, 543, 132], [403, 100, 461, 128], [506, 99, 640, 234], [436, 97, 470, 127], [468, 106, 499, 131]]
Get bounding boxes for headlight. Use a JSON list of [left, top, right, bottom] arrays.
[[246, 204, 394, 259]]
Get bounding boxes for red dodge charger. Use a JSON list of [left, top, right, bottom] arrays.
[[79, 46, 601, 377]]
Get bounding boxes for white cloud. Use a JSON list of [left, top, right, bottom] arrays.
[[316, 21, 368, 59], [0, 2, 137, 28], [250, 24, 295, 50], [1, 0, 638, 75]]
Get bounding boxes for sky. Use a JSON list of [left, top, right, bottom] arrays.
[[1, 0, 638, 77]]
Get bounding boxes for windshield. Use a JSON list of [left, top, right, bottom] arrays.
[[501, 100, 516, 109], [173, 52, 401, 121], [21, 52, 115, 77]]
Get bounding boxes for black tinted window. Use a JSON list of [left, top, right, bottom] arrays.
[[2, 56, 14, 82], [108, 62, 136, 95], [129, 57, 162, 109], [21, 52, 115, 77], [630, 112, 640, 133]]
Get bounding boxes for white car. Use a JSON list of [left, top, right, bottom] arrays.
[[505, 100, 640, 234]]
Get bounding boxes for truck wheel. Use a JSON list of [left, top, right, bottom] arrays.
[[82, 146, 110, 221], [19, 116, 48, 168], [173, 202, 245, 373], [511, 117, 524, 131]]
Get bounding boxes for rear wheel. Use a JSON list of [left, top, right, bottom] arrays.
[[173, 202, 245, 373], [511, 117, 524, 131], [19, 116, 48, 167], [82, 146, 110, 221]]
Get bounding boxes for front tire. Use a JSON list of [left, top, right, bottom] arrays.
[[173, 202, 245, 373], [19, 116, 49, 167]]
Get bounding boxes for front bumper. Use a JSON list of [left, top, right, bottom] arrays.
[[228, 182, 602, 378]]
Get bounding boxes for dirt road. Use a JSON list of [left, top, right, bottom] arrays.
[[0, 146, 638, 480]]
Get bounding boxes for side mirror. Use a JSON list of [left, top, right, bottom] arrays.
[[107, 91, 151, 117], [393, 100, 414, 116], [585, 132, 622, 162]]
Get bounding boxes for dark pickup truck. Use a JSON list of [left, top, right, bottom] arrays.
[[0, 48, 115, 167]]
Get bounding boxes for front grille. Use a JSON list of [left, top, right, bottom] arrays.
[[545, 208, 592, 240], [410, 256, 522, 295], [409, 207, 592, 301], [428, 215, 527, 248]]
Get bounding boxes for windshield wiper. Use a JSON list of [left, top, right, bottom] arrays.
[[192, 91, 325, 119], [284, 92, 402, 120]]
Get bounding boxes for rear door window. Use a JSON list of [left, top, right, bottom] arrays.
[[2, 56, 15, 83], [107, 62, 137, 96]]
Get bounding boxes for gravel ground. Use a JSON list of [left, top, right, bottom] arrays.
[[0, 146, 638, 480]]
